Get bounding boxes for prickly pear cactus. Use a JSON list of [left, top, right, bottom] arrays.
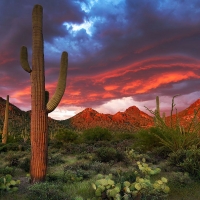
[[0, 174, 20, 192]]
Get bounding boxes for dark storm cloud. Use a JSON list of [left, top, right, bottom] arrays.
[[1, 0, 200, 118], [0, 0, 86, 105]]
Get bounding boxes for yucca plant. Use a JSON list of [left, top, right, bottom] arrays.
[[145, 95, 200, 152]]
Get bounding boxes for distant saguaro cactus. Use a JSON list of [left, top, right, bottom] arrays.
[[2, 95, 9, 144], [20, 4, 68, 183], [156, 96, 160, 117]]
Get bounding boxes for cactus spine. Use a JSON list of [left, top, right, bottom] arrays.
[[2, 95, 9, 144], [20, 5, 68, 183]]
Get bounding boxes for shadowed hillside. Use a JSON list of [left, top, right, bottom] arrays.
[[1, 97, 200, 134]]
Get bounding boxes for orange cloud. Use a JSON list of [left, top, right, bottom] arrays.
[[104, 85, 119, 91], [103, 93, 115, 98], [70, 91, 81, 96], [12, 87, 30, 98], [136, 71, 200, 94], [122, 80, 142, 93]]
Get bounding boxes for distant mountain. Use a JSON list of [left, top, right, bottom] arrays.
[[64, 106, 153, 132], [0, 96, 200, 134], [165, 99, 200, 128], [0, 97, 63, 135]]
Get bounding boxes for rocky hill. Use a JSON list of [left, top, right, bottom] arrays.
[[0, 96, 200, 134], [165, 99, 200, 129], [0, 97, 63, 135], [64, 106, 153, 132]]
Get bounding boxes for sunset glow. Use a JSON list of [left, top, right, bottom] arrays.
[[0, 0, 200, 120]]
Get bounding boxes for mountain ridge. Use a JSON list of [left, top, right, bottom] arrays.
[[0, 97, 200, 133]]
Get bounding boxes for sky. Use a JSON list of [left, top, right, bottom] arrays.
[[1, 0, 200, 120]]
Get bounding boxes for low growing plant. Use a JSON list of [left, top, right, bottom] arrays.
[[27, 182, 67, 200], [92, 159, 170, 199], [168, 145, 200, 179], [95, 147, 118, 162], [54, 128, 79, 144], [0, 174, 20, 193], [82, 126, 112, 142]]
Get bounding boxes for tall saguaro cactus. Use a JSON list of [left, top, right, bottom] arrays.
[[20, 5, 68, 183], [2, 95, 9, 144]]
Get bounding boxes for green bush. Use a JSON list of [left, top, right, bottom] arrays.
[[0, 166, 15, 176], [90, 161, 110, 174], [134, 127, 164, 151], [168, 145, 200, 179], [82, 127, 112, 142], [54, 129, 78, 144], [169, 172, 193, 187], [19, 157, 30, 172], [27, 182, 67, 200], [95, 147, 117, 162], [114, 169, 137, 183], [48, 154, 65, 166], [63, 164, 92, 182], [0, 143, 20, 152]]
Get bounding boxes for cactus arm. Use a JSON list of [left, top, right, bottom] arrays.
[[46, 51, 68, 113], [45, 91, 49, 106], [20, 46, 32, 73]]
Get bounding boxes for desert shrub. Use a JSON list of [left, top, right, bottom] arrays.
[[168, 145, 200, 179], [27, 182, 66, 200], [82, 126, 112, 142], [48, 154, 65, 166], [63, 164, 93, 182], [145, 96, 200, 153], [114, 139, 134, 151], [62, 170, 86, 183], [95, 147, 118, 162], [46, 173, 64, 182], [19, 157, 30, 172], [61, 143, 95, 155], [90, 161, 111, 174], [113, 169, 137, 183], [114, 132, 135, 141], [150, 146, 171, 160], [4, 153, 24, 168], [169, 172, 193, 187], [0, 166, 15, 176], [0, 143, 20, 152], [134, 127, 164, 151], [150, 127, 200, 153], [54, 128, 78, 144]]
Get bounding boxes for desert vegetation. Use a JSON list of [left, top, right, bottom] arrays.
[[0, 96, 200, 199]]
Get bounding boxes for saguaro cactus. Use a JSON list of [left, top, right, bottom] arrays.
[[20, 5, 68, 183], [156, 96, 160, 117], [2, 95, 9, 144]]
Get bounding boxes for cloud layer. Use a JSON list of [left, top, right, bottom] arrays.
[[1, 0, 200, 119]]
